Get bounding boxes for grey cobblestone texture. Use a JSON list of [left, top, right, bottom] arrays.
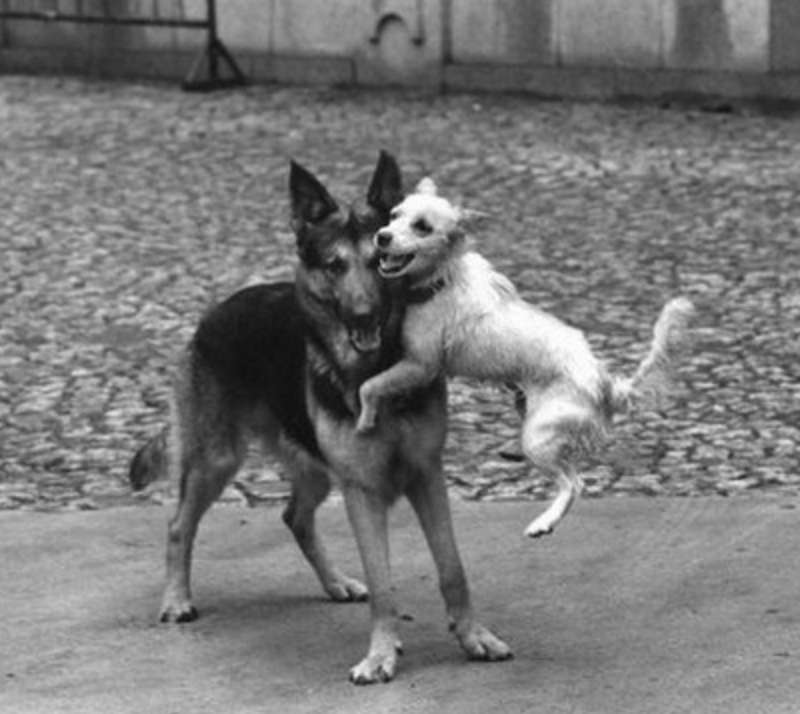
[[1, 76, 798, 511]]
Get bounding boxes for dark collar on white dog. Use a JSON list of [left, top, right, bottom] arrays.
[[406, 278, 446, 305]]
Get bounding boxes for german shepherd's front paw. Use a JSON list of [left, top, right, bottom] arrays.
[[324, 573, 369, 602], [349, 640, 403, 685], [455, 622, 513, 661], [159, 595, 199, 623]]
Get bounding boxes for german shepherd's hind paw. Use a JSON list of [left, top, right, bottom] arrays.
[[455, 623, 513, 662], [159, 598, 199, 623], [324, 573, 369, 602], [349, 640, 403, 685]]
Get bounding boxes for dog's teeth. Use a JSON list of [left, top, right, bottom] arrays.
[[379, 253, 412, 276]]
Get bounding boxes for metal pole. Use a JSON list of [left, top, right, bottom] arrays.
[[0, 0, 7, 48], [206, 0, 218, 82]]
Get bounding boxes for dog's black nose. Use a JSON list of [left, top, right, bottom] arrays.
[[375, 230, 392, 249]]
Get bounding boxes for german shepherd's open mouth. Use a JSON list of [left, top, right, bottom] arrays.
[[347, 317, 382, 353]]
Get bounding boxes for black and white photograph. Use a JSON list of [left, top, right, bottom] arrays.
[[1, 1, 798, 712]]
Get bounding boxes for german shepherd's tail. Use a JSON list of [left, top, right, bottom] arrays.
[[607, 297, 695, 414], [128, 429, 169, 491]]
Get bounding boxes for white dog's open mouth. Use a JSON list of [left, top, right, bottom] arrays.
[[378, 252, 414, 278]]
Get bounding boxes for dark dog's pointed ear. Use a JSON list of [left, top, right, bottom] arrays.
[[367, 150, 403, 217], [289, 160, 339, 228]]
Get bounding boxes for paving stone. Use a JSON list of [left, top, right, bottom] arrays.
[[0, 76, 798, 510]]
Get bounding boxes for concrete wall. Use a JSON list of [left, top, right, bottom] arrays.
[[451, 0, 555, 65], [770, 0, 800, 71], [451, 0, 771, 71], [1, 0, 800, 100]]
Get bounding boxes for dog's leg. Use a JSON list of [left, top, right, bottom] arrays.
[[406, 470, 513, 662], [342, 484, 403, 684], [524, 467, 583, 538], [357, 359, 437, 433], [281, 456, 368, 602], [519, 403, 585, 538], [160, 442, 243, 623]]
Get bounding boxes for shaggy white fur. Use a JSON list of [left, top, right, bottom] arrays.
[[360, 178, 694, 537]]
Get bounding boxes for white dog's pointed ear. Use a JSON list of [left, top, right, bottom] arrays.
[[415, 177, 438, 195]]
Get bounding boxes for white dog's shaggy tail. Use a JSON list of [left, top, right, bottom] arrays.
[[608, 297, 695, 414]]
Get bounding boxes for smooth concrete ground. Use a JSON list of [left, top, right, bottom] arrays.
[[2, 495, 799, 714]]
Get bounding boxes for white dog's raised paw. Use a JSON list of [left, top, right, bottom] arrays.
[[355, 409, 377, 434], [355, 420, 375, 435]]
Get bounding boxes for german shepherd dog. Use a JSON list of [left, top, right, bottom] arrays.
[[129, 153, 511, 685], [356, 177, 694, 538]]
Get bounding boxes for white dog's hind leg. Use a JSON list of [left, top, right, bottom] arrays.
[[524, 468, 583, 538], [519, 394, 588, 538]]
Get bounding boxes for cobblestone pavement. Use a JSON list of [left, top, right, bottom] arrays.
[[1, 76, 798, 511]]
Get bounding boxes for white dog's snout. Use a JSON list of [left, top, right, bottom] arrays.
[[375, 229, 393, 248]]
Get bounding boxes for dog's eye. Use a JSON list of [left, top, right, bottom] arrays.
[[389, 209, 400, 220], [412, 218, 433, 236]]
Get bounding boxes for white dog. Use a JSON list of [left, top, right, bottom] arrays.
[[356, 178, 694, 537]]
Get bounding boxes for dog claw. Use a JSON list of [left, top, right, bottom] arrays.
[[524, 514, 558, 538], [349, 648, 400, 685], [348, 635, 403, 684], [525, 525, 554, 538], [325, 575, 369, 602], [159, 602, 198, 623], [159, 595, 198, 623], [349, 660, 394, 685], [456, 624, 512, 662], [177, 607, 199, 622], [350, 667, 390, 685]]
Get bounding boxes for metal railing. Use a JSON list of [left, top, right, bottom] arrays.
[[0, 0, 247, 90]]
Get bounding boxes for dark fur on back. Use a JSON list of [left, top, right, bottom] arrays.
[[128, 283, 317, 488], [192, 282, 319, 455]]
